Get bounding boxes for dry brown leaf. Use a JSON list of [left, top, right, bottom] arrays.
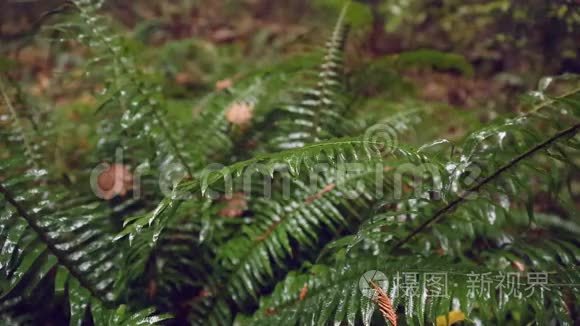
[[175, 72, 193, 85], [265, 307, 277, 316], [212, 28, 237, 43], [215, 78, 233, 91], [299, 283, 308, 301], [218, 192, 247, 218], [225, 101, 253, 126], [370, 281, 397, 326], [512, 260, 526, 272]]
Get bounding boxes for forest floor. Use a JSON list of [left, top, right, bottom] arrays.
[[1, 0, 576, 133]]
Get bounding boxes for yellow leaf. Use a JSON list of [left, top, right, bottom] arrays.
[[436, 310, 465, 326]]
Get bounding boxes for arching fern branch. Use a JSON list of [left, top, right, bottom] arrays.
[[114, 137, 421, 321], [265, 3, 352, 150], [0, 77, 42, 170], [339, 99, 579, 255], [392, 122, 579, 251], [66, 0, 195, 177], [208, 165, 386, 302], [240, 92, 580, 325], [0, 160, 170, 325], [240, 247, 578, 325], [116, 137, 399, 245]]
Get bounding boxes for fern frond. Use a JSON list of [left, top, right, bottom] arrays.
[[397, 123, 578, 248], [215, 166, 384, 303], [189, 73, 290, 165], [118, 207, 215, 313], [341, 125, 577, 260], [0, 156, 169, 325], [116, 137, 394, 245], [0, 164, 113, 297], [242, 249, 578, 325], [69, 0, 195, 178], [90, 303, 171, 326], [249, 95, 579, 325], [0, 77, 45, 170], [265, 3, 351, 150]]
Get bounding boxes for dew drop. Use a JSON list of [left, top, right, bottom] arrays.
[[538, 76, 553, 92]]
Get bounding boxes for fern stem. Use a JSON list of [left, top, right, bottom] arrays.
[[529, 86, 580, 114], [392, 122, 580, 251], [0, 183, 110, 304], [150, 107, 194, 178]]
